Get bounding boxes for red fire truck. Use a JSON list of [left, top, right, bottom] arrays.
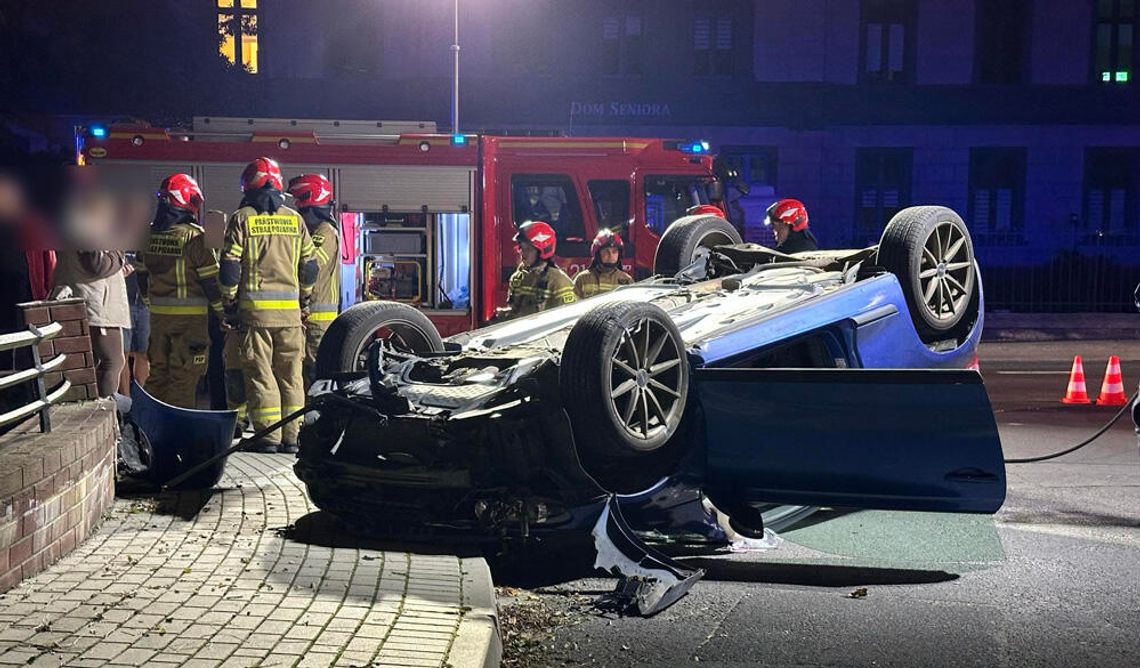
[[79, 117, 733, 336]]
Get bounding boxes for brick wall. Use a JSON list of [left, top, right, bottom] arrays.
[[17, 298, 98, 402], [0, 401, 117, 593]]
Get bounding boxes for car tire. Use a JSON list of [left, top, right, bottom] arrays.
[[877, 206, 978, 342], [653, 214, 742, 277], [560, 301, 690, 460], [314, 301, 444, 379]]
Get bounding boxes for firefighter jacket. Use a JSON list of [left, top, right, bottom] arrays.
[[573, 265, 633, 299], [220, 205, 317, 327], [136, 222, 222, 317], [306, 219, 340, 323], [775, 228, 819, 254], [504, 261, 576, 318]]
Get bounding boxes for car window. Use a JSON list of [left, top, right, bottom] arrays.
[[510, 174, 587, 245], [644, 175, 715, 235], [588, 179, 631, 236]]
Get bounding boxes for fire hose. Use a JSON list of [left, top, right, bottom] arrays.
[[1004, 391, 1138, 464]]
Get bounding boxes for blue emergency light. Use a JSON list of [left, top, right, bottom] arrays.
[[89, 124, 108, 139], [451, 133, 468, 146], [680, 140, 710, 154]]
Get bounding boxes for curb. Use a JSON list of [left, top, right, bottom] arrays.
[[446, 556, 502, 668]]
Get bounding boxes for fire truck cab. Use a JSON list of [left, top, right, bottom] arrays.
[[80, 118, 728, 336]]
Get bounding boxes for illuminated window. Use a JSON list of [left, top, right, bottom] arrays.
[[860, 0, 915, 83], [217, 0, 258, 74], [1094, 0, 1135, 84]]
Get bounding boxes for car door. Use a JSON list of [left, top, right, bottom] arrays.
[[695, 368, 1006, 514]]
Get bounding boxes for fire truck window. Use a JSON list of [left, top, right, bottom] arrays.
[[510, 174, 587, 249], [588, 180, 631, 236], [644, 175, 714, 235]]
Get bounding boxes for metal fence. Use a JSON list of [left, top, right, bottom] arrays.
[[977, 251, 1139, 313], [0, 322, 71, 433]]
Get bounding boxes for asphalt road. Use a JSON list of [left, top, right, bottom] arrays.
[[495, 340, 1140, 667]]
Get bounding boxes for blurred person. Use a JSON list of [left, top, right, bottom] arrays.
[[52, 250, 129, 397], [495, 220, 575, 321], [286, 174, 340, 389], [220, 157, 317, 454], [764, 198, 819, 254], [574, 228, 633, 298], [118, 253, 150, 394], [135, 174, 221, 408]]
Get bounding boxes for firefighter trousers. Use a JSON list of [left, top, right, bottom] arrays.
[[241, 325, 305, 445], [303, 319, 331, 389], [146, 314, 209, 409], [223, 329, 247, 423]]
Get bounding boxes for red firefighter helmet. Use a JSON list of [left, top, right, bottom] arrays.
[[765, 198, 809, 232], [240, 157, 284, 192], [157, 173, 204, 215], [513, 220, 557, 260], [590, 228, 624, 258], [287, 173, 334, 208]]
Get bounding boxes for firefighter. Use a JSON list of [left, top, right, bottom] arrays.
[[136, 174, 222, 409], [573, 228, 633, 299], [287, 174, 340, 388], [765, 198, 819, 254], [495, 220, 576, 320], [220, 157, 318, 454]]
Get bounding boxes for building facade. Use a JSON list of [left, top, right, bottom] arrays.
[[6, 0, 1138, 311]]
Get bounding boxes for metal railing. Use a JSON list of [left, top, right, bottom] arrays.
[[0, 322, 71, 433]]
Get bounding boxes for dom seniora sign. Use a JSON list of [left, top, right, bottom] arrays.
[[570, 101, 672, 117]]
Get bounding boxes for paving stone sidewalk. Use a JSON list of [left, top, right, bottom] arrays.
[[0, 453, 500, 668]]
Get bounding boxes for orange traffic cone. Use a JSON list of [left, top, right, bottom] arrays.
[[1061, 355, 1091, 404], [1096, 355, 1128, 406]]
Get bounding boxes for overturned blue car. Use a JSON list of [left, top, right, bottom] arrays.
[[295, 205, 1005, 614]]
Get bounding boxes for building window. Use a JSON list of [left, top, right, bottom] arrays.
[[693, 14, 734, 76], [859, 0, 914, 83], [855, 148, 912, 240], [975, 0, 1030, 84], [1084, 148, 1137, 236], [601, 14, 644, 76], [1094, 0, 1136, 83], [217, 0, 258, 74], [968, 149, 1027, 244]]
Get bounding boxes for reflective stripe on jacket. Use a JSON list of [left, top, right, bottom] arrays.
[[573, 266, 633, 299], [220, 205, 315, 327], [505, 262, 576, 318], [138, 223, 221, 317]]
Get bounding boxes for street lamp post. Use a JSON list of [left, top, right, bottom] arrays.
[[451, 0, 460, 134]]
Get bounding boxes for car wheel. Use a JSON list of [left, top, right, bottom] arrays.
[[877, 206, 978, 342], [314, 301, 444, 378], [561, 301, 690, 461], [653, 214, 742, 277]]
